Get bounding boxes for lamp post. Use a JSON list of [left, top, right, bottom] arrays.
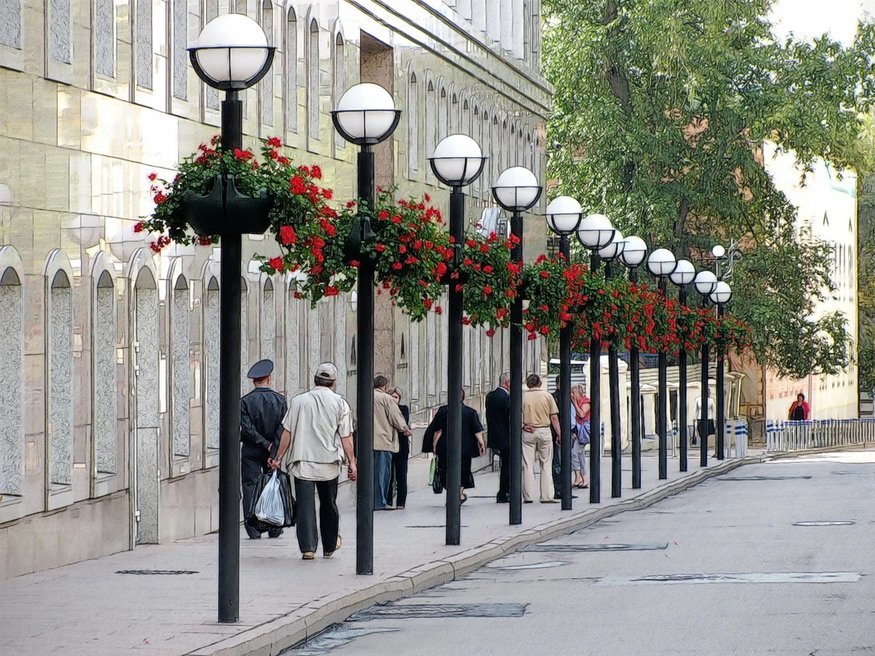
[[618, 235, 647, 488], [576, 213, 616, 503], [597, 230, 625, 498], [710, 280, 732, 460], [493, 167, 542, 525], [545, 196, 583, 510], [429, 135, 486, 545], [693, 270, 718, 467], [646, 248, 677, 480], [188, 14, 274, 624], [331, 83, 400, 575], [670, 259, 696, 473]]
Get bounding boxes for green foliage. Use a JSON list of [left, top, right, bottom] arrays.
[[544, 0, 875, 377]]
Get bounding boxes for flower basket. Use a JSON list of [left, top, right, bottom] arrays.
[[181, 174, 272, 237]]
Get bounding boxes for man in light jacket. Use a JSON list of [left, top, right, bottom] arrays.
[[373, 375, 411, 510], [272, 362, 356, 560]]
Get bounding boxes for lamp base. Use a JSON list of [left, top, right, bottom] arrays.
[[182, 174, 272, 237]]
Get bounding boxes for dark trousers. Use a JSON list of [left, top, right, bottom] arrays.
[[241, 453, 268, 536], [551, 440, 561, 497], [294, 477, 340, 554], [389, 437, 410, 508], [496, 448, 510, 500]]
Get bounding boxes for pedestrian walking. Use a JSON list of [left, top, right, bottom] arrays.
[[521, 373, 561, 503], [695, 388, 716, 446], [240, 359, 287, 539], [388, 388, 411, 509], [373, 375, 411, 510], [271, 363, 357, 560], [485, 372, 511, 503], [570, 384, 590, 489], [431, 388, 486, 504]]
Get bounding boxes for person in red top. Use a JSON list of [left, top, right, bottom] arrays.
[[788, 393, 811, 421]]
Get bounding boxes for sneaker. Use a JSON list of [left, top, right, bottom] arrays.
[[302, 551, 315, 560], [324, 535, 342, 558], [267, 529, 283, 538], [541, 499, 560, 504]]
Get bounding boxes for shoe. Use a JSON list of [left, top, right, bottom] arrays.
[[302, 552, 315, 560], [460, 494, 468, 505], [246, 531, 261, 540], [553, 493, 562, 500], [267, 529, 283, 538], [375, 505, 397, 511], [324, 535, 342, 558], [396, 505, 405, 510], [496, 496, 510, 504], [524, 500, 533, 504], [541, 499, 560, 504]]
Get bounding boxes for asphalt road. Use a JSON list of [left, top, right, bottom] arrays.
[[284, 451, 875, 656]]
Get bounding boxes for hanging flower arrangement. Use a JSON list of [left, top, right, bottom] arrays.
[[520, 256, 587, 339], [137, 136, 330, 254], [455, 231, 517, 332]]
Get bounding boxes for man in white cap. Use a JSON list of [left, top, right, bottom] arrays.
[[272, 362, 356, 560], [240, 359, 287, 539]]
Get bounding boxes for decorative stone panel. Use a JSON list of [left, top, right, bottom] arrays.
[[0, 273, 23, 495], [172, 0, 187, 100], [0, 0, 22, 49], [260, 279, 275, 361], [204, 280, 220, 451], [171, 279, 190, 457], [49, 0, 71, 63], [94, 0, 114, 77], [135, 0, 152, 89], [93, 274, 117, 474], [48, 272, 73, 486]]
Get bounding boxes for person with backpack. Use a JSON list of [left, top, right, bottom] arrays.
[[570, 384, 590, 489]]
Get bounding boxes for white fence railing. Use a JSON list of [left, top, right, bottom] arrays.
[[765, 418, 875, 453]]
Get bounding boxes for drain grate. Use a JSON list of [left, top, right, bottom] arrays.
[[523, 543, 668, 553], [116, 569, 198, 575], [793, 520, 855, 527], [349, 602, 527, 621], [719, 475, 812, 481]]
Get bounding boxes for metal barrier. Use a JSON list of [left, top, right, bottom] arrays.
[[764, 418, 875, 453], [725, 419, 748, 458]]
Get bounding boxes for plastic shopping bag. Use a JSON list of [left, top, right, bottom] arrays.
[[427, 456, 436, 486], [246, 469, 296, 532], [254, 471, 285, 526]]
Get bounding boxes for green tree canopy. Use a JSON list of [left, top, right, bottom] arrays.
[[544, 0, 875, 377]]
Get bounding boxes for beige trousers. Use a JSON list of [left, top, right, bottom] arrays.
[[522, 427, 554, 502]]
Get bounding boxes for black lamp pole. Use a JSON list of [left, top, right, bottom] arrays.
[[331, 88, 401, 576], [629, 266, 643, 488], [558, 234, 573, 509], [604, 260, 622, 498], [699, 292, 711, 468], [677, 283, 689, 472], [588, 250, 602, 502], [188, 27, 275, 623], [716, 300, 726, 460], [657, 275, 669, 480]]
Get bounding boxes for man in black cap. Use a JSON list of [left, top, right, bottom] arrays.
[[240, 359, 288, 539]]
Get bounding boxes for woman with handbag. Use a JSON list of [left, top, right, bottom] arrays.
[[570, 384, 590, 489]]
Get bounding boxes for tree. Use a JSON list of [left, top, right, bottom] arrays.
[[543, 0, 875, 377]]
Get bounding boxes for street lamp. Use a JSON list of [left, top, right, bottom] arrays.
[[576, 213, 616, 503], [188, 14, 274, 624], [493, 166, 542, 525], [429, 135, 486, 545], [618, 235, 647, 488], [710, 280, 732, 460], [598, 230, 625, 499], [669, 259, 696, 473], [545, 196, 583, 511], [646, 248, 677, 480], [694, 270, 718, 467], [331, 82, 400, 575]]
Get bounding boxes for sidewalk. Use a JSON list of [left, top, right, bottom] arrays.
[[0, 452, 760, 656]]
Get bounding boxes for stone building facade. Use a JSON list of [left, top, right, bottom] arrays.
[[0, 0, 550, 577]]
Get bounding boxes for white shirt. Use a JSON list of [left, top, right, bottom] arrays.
[[695, 396, 716, 421], [282, 386, 353, 481]]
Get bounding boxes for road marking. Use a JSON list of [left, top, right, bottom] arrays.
[[595, 572, 861, 586], [793, 520, 855, 526]]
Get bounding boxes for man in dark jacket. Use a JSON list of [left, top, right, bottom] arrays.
[[240, 359, 288, 539], [485, 372, 511, 503]]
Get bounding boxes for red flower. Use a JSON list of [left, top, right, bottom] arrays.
[[154, 192, 167, 204], [290, 175, 307, 194], [486, 328, 496, 337], [267, 136, 282, 148], [424, 298, 433, 310], [311, 165, 322, 179], [279, 225, 297, 245], [133, 221, 144, 233], [483, 265, 493, 274], [322, 188, 333, 200], [540, 325, 550, 335], [233, 148, 253, 161], [375, 243, 387, 253], [324, 285, 339, 297], [539, 270, 550, 279], [483, 285, 493, 295], [392, 262, 403, 270], [528, 333, 537, 340], [268, 256, 284, 271], [435, 306, 443, 315], [147, 172, 157, 181]]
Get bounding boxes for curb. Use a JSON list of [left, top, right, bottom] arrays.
[[186, 456, 757, 656]]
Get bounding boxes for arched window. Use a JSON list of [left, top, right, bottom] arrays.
[[93, 269, 117, 477], [333, 31, 346, 150], [308, 18, 320, 141], [135, 0, 152, 89], [93, 0, 115, 78], [0, 262, 23, 497], [407, 72, 419, 177], [285, 8, 298, 133], [261, 278, 275, 361], [171, 275, 190, 458], [439, 87, 448, 140], [48, 268, 73, 488], [260, 0, 274, 126], [203, 276, 220, 453], [450, 92, 459, 133], [171, 0, 187, 99], [462, 98, 470, 135], [425, 79, 436, 180]]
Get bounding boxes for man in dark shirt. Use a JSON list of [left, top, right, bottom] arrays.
[[485, 372, 511, 503], [240, 359, 288, 539]]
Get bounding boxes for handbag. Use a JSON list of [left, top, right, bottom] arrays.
[[431, 457, 444, 494]]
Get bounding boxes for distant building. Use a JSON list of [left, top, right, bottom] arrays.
[[0, 1, 549, 576]]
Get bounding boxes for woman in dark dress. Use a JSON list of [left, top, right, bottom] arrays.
[[432, 389, 486, 503], [388, 388, 411, 509]]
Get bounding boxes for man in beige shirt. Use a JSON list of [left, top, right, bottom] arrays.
[[373, 375, 411, 510], [522, 373, 562, 503]]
